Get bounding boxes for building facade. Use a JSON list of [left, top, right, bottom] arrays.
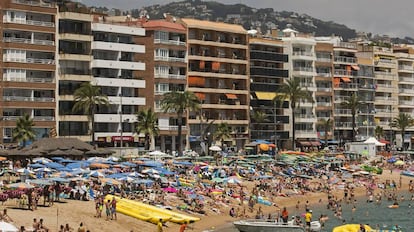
[[182, 18, 250, 153], [1, 0, 57, 144], [136, 19, 188, 152], [248, 35, 289, 148]]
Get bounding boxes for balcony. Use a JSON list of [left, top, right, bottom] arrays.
[[3, 37, 54, 46], [376, 84, 396, 92], [400, 88, 414, 94], [3, 96, 54, 102], [334, 70, 355, 76], [154, 73, 186, 80], [335, 122, 353, 128], [91, 60, 145, 71], [3, 57, 55, 65], [3, 76, 54, 83], [316, 102, 332, 107], [12, 0, 55, 8], [292, 51, 315, 60], [400, 100, 414, 105], [292, 67, 315, 76], [399, 76, 414, 83], [399, 65, 414, 72], [154, 39, 186, 46], [34, 116, 55, 121], [337, 83, 358, 90], [375, 97, 397, 104], [159, 125, 187, 131], [374, 71, 397, 80], [334, 56, 356, 64], [334, 109, 352, 115], [4, 18, 55, 27], [154, 56, 186, 63]]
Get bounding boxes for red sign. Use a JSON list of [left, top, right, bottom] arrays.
[[111, 136, 134, 142]]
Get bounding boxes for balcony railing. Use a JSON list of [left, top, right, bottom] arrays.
[[154, 56, 186, 63], [3, 37, 54, 46], [400, 100, 414, 105], [159, 126, 187, 130], [292, 51, 314, 57], [293, 67, 314, 72], [4, 57, 55, 64], [334, 56, 356, 63], [316, 72, 331, 77], [154, 39, 186, 46], [399, 65, 414, 71], [400, 89, 414, 93], [317, 87, 332, 92], [34, 116, 55, 121], [335, 122, 353, 128], [3, 76, 54, 83], [316, 102, 332, 106], [3, 96, 55, 102], [4, 18, 55, 27], [316, 58, 332, 62], [334, 109, 352, 114], [154, 73, 186, 80], [12, 0, 55, 8]]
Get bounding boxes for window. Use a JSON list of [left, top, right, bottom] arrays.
[[154, 65, 169, 76], [155, 48, 169, 58], [155, 31, 169, 41], [155, 83, 169, 93]]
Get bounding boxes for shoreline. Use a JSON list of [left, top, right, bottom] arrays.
[[3, 169, 409, 232]]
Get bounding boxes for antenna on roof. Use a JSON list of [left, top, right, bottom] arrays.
[[163, 13, 167, 19]]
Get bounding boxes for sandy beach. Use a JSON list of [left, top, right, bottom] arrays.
[[2, 168, 409, 232]]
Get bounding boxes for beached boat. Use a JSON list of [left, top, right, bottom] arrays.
[[233, 219, 321, 232]]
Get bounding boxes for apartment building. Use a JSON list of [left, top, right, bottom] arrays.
[[0, 0, 57, 143], [57, 11, 146, 147], [182, 18, 250, 152], [135, 18, 187, 152], [57, 10, 93, 141], [331, 41, 361, 143], [394, 46, 414, 148], [281, 29, 318, 147], [248, 34, 289, 148], [314, 41, 334, 144]]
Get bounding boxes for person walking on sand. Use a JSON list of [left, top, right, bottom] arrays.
[[77, 222, 86, 232], [157, 219, 163, 232], [179, 221, 188, 232], [111, 197, 117, 220]]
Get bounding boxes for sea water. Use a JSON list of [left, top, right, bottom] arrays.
[[217, 191, 414, 232]]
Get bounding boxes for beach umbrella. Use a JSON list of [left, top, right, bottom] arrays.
[[225, 176, 242, 184], [118, 176, 135, 182], [395, 160, 405, 166], [141, 161, 163, 167], [49, 177, 70, 183], [87, 157, 106, 162], [121, 161, 137, 167], [34, 167, 53, 173], [89, 170, 105, 178], [133, 179, 154, 185], [106, 156, 119, 162], [209, 145, 222, 152], [53, 171, 72, 178], [27, 179, 52, 186], [50, 157, 64, 162], [16, 168, 34, 175], [90, 163, 110, 169], [6, 182, 34, 189], [163, 187, 178, 193], [33, 157, 52, 164], [0, 221, 18, 232], [29, 163, 45, 169], [45, 162, 65, 169], [142, 168, 159, 175], [128, 172, 144, 178], [101, 178, 122, 185], [149, 150, 167, 156]]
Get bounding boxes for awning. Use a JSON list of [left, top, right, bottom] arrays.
[[212, 61, 220, 71], [379, 139, 390, 145], [311, 141, 321, 146], [195, 92, 206, 100], [225, 93, 238, 99], [188, 76, 205, 87], [341, 77, 351, 83], [298, 141, 312, 146], [333, 77, 341, 87], [351, 65, 360, 70], [256, 92, 276, 100]]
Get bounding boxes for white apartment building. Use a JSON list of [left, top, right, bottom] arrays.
[[281, 29, 318, 144]]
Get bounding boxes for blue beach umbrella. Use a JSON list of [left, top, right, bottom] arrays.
[[29, 163, 45, 169], [45, 162, 65, 169]]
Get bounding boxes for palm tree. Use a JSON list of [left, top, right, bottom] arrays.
[[251, 110, 268, 136], [160, 91, 200, 155], [214, 122, 232, 146], [341, 93, 361, 142], [275, 77, 313, 150], [390, 113, 414, 150], [317, 118, 332, 147], [374, 126, 384, 139], [136, 108, 159, 151], [72, 82, 109, 145], [12, 114, 36, 147]]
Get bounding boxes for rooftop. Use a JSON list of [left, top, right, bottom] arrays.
[[181, 18, 246, 34]]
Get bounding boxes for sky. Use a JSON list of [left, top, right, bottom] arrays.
[[81, 0, 413, 38]]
